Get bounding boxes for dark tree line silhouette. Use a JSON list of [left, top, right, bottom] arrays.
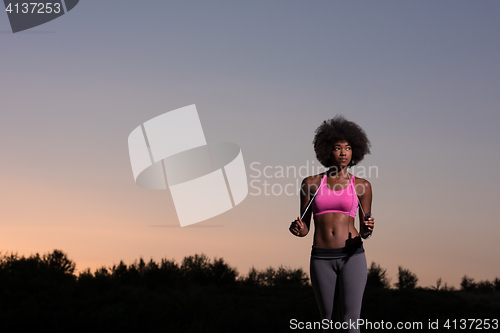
[[0, 250, 498, 332], [460, 275, 500, 292]]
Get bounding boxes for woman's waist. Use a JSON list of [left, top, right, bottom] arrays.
[[313, 224, 360, 243], [311, 241, 364, 259]]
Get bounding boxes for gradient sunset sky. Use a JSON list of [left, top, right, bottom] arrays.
[[1, 0, 499, 289]]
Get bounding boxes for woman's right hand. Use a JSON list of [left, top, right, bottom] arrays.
[[289, 216, 305, 237]]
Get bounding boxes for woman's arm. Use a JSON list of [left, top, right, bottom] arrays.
[[357, 178, 375, 238], [289, 176, 320, 237]]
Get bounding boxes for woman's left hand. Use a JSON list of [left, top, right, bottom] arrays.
[[364, 216, 375, 232]]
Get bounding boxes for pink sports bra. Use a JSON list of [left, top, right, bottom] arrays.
[[312, 173, 358, 218]]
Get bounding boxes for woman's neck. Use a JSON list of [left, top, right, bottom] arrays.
[[326, 166, 349, 178]]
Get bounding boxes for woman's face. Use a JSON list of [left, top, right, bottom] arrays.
[[331, 140, 352, 167]]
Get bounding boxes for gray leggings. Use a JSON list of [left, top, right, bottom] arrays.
[[310, 251, 367, 333]]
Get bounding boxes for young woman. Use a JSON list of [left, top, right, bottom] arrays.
[[289, 115, 375, 333]]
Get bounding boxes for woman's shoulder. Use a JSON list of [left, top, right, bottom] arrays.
[[301, 174, 324, 195], [353, 175, 372, 190], [302, 173, 324, 185]]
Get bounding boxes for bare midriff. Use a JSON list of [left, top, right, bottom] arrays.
[[313, 212, 360, 248]]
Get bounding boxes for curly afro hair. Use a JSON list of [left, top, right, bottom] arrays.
[[313, 115, 371, 167]]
